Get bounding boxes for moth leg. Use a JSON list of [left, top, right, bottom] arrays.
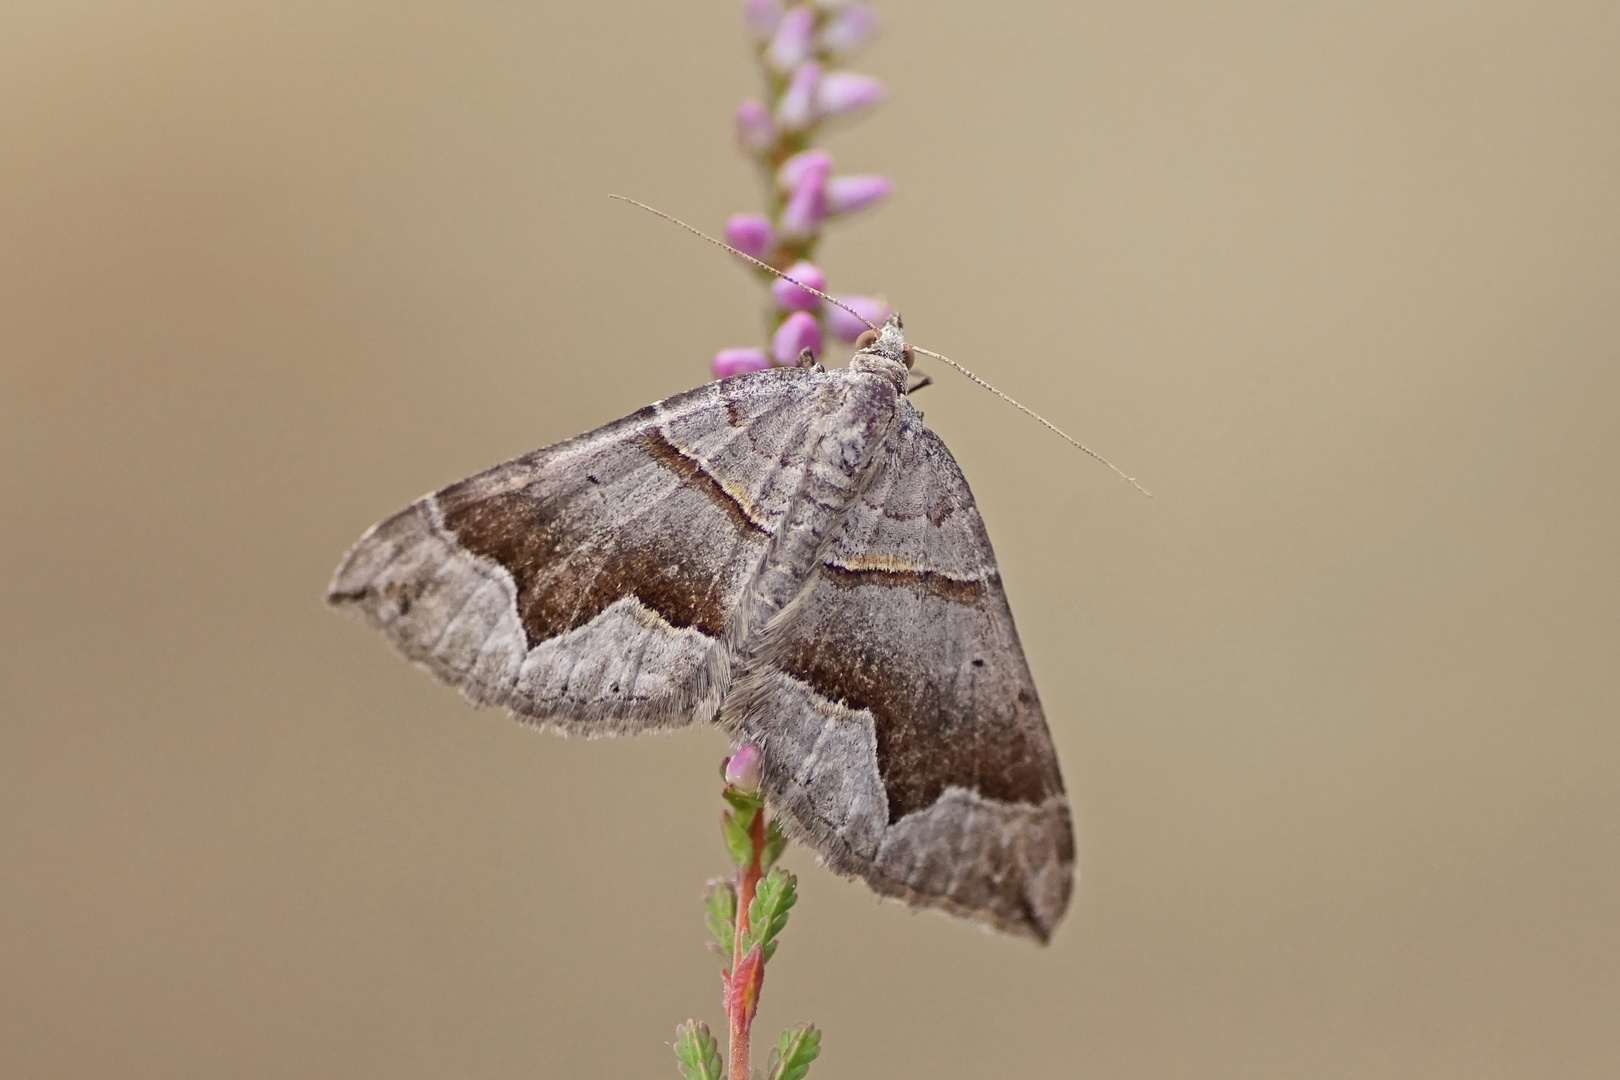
[[906, 370, 934, 394]]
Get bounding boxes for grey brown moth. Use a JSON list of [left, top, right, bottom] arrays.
[[328, 316, 1074, 941]]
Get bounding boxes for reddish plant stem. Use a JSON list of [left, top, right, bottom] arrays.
[[728, 809, 767, 1080]]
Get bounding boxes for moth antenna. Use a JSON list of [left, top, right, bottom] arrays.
[[910, 345, 1153, 497], [608, 194, 881, 336], [611, 195, 1147, 496]]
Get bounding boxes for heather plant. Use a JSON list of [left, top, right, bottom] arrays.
[[675, 6, 888, 1075], [711, 0, 891, 380], [674, 744, 818, 1080]]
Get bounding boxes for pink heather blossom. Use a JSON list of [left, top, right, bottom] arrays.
[[775, 61, 821, 131], [818, 3, 879, 55], [724, 214, 774, 259], [776, 149, 832, 192], [713, 0, 893, 383], [772, 310, 821, 364], [765, 5, 815, 72], [725, 743, 763, 792], [814, 71, 885, 119], [740, 0, 783, 42], [771, 260, 826, 311], [713, 347, 772, 379], [825, 173, 892, 216], [825, 294, 891, 342], [735, 99, 774, 153], [778, 168, 827, 239]]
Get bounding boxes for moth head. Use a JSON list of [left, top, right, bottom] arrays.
[[853, 312, 914, 369]]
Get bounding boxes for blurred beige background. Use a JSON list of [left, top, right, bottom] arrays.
[[4, 1, 1617, 1077]]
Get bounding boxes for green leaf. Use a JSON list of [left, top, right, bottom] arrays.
[[674, 1020, 724, 1080], [765, 1023, 821, 1080], [721, 808, 754, 868], [760, 818, 788, 872], [745, 868, 798, 963], [704, 879, 736, 959]]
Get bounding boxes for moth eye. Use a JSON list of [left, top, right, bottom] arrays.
[[902, 345, 915, 369], [855, 329, 879, 351]]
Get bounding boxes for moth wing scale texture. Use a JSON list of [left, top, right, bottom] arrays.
[[327, 369, 818, 734], [732, 400, 1074, 941], [330, 358, 1074, 941]]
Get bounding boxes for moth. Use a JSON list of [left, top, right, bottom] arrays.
[[328, 315, 1074, 941]]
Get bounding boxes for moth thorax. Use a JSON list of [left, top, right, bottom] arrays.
[[848, 352, 909, 388]]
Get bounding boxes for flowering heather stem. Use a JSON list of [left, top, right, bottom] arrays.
[[712, 0, 894, 379], [681, 745, 810, 1080]]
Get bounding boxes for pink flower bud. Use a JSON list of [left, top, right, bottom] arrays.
[[825, 294, 892, 343], [712, 347, 772, 379], [765, 5, 815, 72], [818, 3, 879, 55], [724, 743, 763, 792], [772, 310, 822, 365], [776, 148, 832, 192], [778, 168, 826, 239], [814, 71, 886, 119], [741, 0, 783, 42], [825, 173, 892, 216], [775, 61, 821, 132], [724, 214, 774, 260], [771, 260, 826, 311], [735, 99, 774, 153]]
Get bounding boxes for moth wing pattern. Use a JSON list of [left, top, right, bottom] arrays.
[[730, 401, 1075, 941], [327, 368, 820, 734], [331, 342, 1076, 941]]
